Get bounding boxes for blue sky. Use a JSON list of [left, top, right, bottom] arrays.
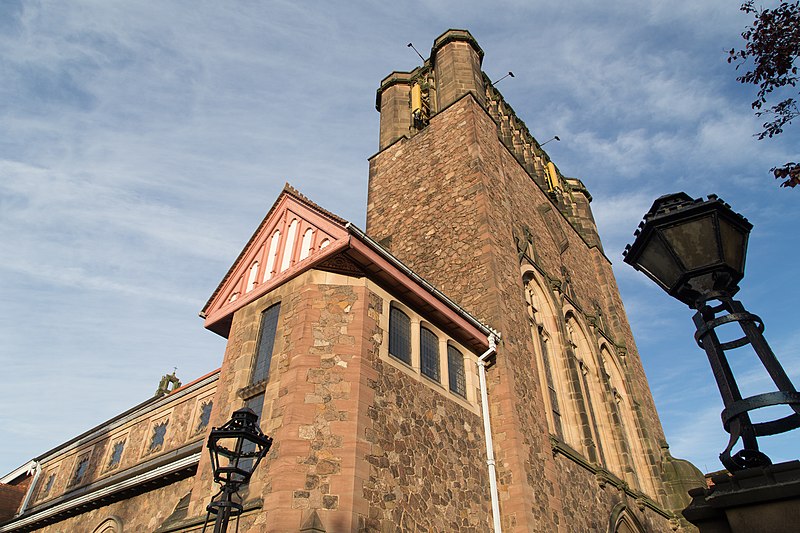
[[1, 1, 798, 477]]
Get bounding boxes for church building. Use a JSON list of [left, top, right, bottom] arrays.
[[0, 30, 704, 532]]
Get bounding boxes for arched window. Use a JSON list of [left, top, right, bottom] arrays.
[[447, 345, 466, 397], [246, 261, 259, 292], [299, 228, 314, 260], [524, 270, 566, 441], [92, 516, 124, 533], [420, 327, 440, 382], [538, 330, 563, 439], [609, 505, 646, 533], [565, 314, 605, 464], [280, 219, 298, 272], [602, 345, 658, 495], [389, 307, 411, 365], [251, 303, 281, 384], [264, 230, 280, 282]]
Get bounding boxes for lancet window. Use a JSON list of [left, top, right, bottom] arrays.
[[251, 303, 281, 385], [523, 270, 566, 441]]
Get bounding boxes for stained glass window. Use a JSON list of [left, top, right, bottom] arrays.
[[420, 327, 440, 382], [389, 307, 411, 364]]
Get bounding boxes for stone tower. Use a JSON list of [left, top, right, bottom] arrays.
[[368, 29, 701, 531]]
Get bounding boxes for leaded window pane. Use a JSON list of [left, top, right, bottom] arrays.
[[447, 345, 466, 397], [420, 327, 440, 382], [389, 307, 411, 364], [539, 333, 563, 439], [252, 303, 281, 384]]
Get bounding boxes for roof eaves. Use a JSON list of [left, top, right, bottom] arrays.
[[345, 222, 500, 341]]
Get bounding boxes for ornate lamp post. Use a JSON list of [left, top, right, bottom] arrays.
[[623, 192, 800, 472], [202, 408, 272, 533]]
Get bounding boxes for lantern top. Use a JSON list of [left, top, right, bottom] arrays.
[[632, 193, 750, 231], [207, 407, 272, 487], [623, 193, 753, 308]]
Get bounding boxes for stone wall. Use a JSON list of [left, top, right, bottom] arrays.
[[367, 92, 682, 530], [187, 270, 373, 531], [33, 476, 195, 533], [9, 371, 217, 531], [187, 268, 495, 532], [359, 286, 492, 532]]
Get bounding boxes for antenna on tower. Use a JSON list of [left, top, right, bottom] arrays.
[[491, 71, 515, 85], [407, 42, 425, 62], [541, 135, 560, 146]]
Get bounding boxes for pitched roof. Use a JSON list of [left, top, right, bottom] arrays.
[[201, 186, 498, 353]]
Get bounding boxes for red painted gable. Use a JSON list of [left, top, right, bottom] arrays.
[[201, 185, 350, 336]]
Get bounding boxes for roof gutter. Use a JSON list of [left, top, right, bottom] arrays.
[[477, 334, 502, 532]]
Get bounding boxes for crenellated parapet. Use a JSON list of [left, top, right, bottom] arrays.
[[375, 29, 602, 250], [483, 77, 551, 189]]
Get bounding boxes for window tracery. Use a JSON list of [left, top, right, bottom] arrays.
[[524, 270, 567, 442]]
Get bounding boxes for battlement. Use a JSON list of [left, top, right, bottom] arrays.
[[374, 29, 602, 250]]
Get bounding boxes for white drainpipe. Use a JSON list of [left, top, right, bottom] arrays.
[[18, 461, 40, 516], [477, 334, 502, 533]]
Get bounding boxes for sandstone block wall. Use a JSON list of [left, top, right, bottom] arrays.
[[12, 371, 217, 531], [188, 270, 371, 531], [186, 269, 492, 532], [367, 93, 679, 531]]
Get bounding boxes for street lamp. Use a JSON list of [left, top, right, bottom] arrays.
[[623, 192, 800, 472], [202, 408, 273, 533]]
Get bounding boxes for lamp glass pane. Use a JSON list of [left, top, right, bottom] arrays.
[[718, 217, 747, 273], [661, 215, 720, 270], [635, 233, 682, 290]]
